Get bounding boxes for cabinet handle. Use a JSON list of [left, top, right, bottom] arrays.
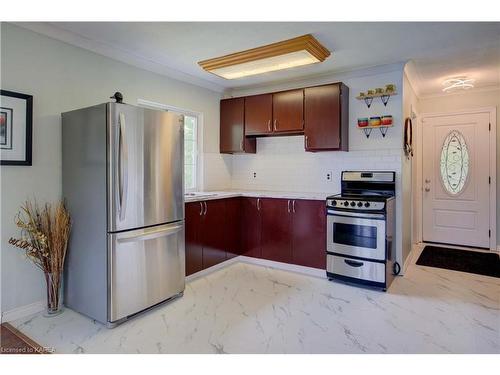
[[305, 136, 309, 149], [287, 200, 291, 213], [292, 200, 296, 213], [203, 201, 208, 215], [273, 119, 278, 131], [267, 119, 271, 132], [257, 198, 261, 211], [199, 202, 203, 216], [240, 140, 244, 151]]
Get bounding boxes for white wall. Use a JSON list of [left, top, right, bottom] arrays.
[[418, 88, 500, 246], [0, 23, 229, 315], [229, 64, 407, 269], [401, 70, 419, 265]]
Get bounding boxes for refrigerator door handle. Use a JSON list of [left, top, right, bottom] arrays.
[[117, 223, 184, 243], [118, 113, 128, 221]]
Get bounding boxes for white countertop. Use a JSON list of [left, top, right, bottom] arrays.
[[184, 190, 334, 203]]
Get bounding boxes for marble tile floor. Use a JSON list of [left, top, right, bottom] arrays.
[[11, 247, 500, 354]]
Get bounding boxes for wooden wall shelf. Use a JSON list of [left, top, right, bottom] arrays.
[[358, 124, 393, 138], [356, 91, 397, 108]]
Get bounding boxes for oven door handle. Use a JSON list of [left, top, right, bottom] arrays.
[[344, 259, 364, 268], [327, 210, 385, 220]]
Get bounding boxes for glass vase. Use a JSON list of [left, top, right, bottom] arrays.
[[44, 272, 63, 317]]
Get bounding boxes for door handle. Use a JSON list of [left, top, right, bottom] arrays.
[[117, 223, 184, 243], [118, 113, 128, 221], [199, 202, 203, 216], [344, 259, 364, 268]]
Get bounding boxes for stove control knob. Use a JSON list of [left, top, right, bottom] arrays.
[[364, 202, 371, 208], [357, 202, 363, 207], [343, 201, 349, 207], [350, 201, 356, 207], [332, 200, 337, 206]]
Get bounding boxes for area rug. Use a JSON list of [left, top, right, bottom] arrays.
[[416, 245, 500, 278]]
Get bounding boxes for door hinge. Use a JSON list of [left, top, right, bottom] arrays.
[[489, 123, 491, 131], [489, 229, 491, 238], [489, 176, 491, 184]]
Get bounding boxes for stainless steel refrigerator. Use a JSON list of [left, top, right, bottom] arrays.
[[62, 102, 185, 327]]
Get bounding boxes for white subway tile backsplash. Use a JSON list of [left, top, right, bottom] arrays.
[[230, 136, 402, 194]]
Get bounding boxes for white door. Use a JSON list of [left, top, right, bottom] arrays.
[[422, 112, 491, 248]]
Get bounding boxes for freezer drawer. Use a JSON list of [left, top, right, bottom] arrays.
[[108, 221, 185, 322], [327, 254, 385, 283]]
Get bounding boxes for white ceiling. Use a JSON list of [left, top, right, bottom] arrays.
[[16, 22, 500, 95]]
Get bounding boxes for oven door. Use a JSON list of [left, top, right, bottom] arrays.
[[327, 210, 386, 261]]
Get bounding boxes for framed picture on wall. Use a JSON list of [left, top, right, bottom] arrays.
[[0, 90, 33, 166]]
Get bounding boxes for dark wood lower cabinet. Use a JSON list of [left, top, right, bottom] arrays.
[[185, 197, 326, 276], [185, 202, 203, 276], [260, 198, 292, 263], [225, 198, 242, 259], [201, 200, 227, 269], [241, 197, 262, 258], [291, 200, 326, 269]]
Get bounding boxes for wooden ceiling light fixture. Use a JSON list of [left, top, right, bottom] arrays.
[[198, 34, 331, 79]]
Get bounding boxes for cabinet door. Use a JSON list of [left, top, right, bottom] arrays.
[[304, 83, 348, 151], [245, 94, 273, 136], [291, 200, 326, 269], [201, 200, 227, 268], [220, 98, 256, 154], [241, 197, 262, 258], [225, 197, 242, 259], [261, 198, 292, 263], [272, 89, 304, 133], [185, 202, 203, 276]]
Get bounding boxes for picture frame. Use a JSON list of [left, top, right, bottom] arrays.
[[0, 89, 33, 166]]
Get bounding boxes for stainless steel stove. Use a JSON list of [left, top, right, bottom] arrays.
[[326, 171, 399, 291]]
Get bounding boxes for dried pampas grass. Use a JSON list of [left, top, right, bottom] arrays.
[[11, 200, 71, 312]]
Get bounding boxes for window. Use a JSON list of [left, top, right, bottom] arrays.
[[183, 115, 198, 191], [440, 130, 469, 195], [137, 99, 200, 192]]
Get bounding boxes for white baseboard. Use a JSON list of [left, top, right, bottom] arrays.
[[186, 255, 327, 283], [402, 246, 418, 275], [185, 256, 240, 282], [238, 256, 327, 279], [1, 300, 45, 323]]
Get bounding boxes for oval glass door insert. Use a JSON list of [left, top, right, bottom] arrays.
[[440, 130, 469, 195]]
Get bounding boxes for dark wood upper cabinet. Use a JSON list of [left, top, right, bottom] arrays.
[[304, 83, 349, 151], [185, 202, 203, 276], [241, 197, 262, 259], [220, 82, 348, 152], [272, 89, 304, 133], [201, 199, 227, 269], [260, 198, 292, 263], [220, 98, 256, 154], [244, 94, 273, 136], [291, 200, 326, 269]]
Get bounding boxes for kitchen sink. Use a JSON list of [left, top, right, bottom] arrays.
[[184, 192, 218, 197]]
